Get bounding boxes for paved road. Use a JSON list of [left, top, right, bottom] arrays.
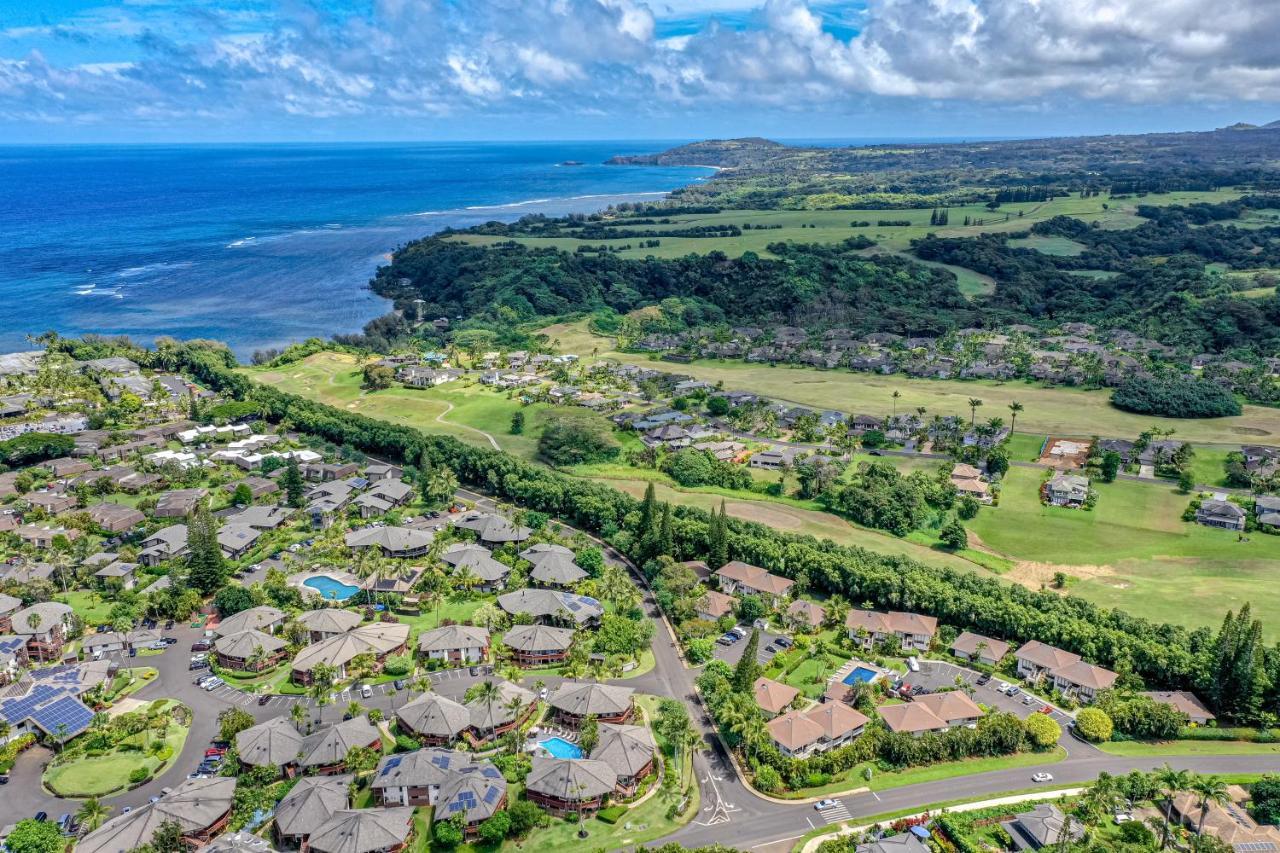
[[10, 487, 1280, 851]]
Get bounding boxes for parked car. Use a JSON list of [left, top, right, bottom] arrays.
[[976, 674, 992, 686], [360, 683, 373, 699], [1038, 706, 1053, 715], [204, 747, 226, 757], [1032, 772, 1054, 783], [258, 695, 270, 706], [34, 812, 48, 822], [814, 799, 839, 811], [204, 677, 224, 691], [775, 636, 792, 648], [1006, 685, 1021, 697], [189, 661, 210, 672], [0, 775, 9, 785], [148, 640, 168, 650], [392, 679, 407, 691], [191, 641, 211, 652], [56, 815, 72, 835], [995, 681, 1010, 692], [149, 795, 161, 804], [1022, 694, 1036, 706]]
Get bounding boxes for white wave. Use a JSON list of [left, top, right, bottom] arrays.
[[412, 189, 672, 218], [116, 261, 194, 278], [464, 197, 556, 211], [227, 237, 257, 248]]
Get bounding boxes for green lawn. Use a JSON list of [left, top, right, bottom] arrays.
[[967, 466, 1280, 637], [43, 701, 190, 797], [450, 192, 1240, 260], [554, 328, 1280, 445], [774, 747, 1067, 799], [776, 653, 847, 699], [245, 353, 549, 461], [1096, 740, 1280, 756], [1006, 235, 1086, 256], [1185, 446, 1235, 489], [58, 590, 117, 627]]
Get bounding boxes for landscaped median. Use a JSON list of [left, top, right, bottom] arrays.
[[43, 699, 191, 798]]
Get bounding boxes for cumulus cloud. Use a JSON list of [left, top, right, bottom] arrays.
[[2, 0, 1279, 130]]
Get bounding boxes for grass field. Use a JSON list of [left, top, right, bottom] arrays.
[[967, 466, 1280, 637], [558, 331, 1280, 444], [1096, 739, 1280, 756], [58, 590, 117, 627], [1006, 235, 1086, 256], [449, 191, 1241, 261], [246, 353, 547, 461], [43, 700, 189, 797]]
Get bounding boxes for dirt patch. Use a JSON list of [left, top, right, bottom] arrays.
[[1231, 426, 1271, 435], [966, 531, 1116, 590]]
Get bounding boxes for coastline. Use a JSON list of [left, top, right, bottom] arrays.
[[0, 144, 714, 358]]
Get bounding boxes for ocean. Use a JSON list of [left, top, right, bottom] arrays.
[[0, 142, 713, 357]]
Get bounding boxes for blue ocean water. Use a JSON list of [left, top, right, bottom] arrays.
[[0, 142, 713, 356]]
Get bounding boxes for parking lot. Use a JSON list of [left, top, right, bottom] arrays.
[[905, 660, 1069, 723], [712, 625, 788, 667]]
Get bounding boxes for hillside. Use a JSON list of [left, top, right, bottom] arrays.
[[605, 136, 786, 168]]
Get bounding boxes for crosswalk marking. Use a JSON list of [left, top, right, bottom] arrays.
[[819, 801, 852, 824]]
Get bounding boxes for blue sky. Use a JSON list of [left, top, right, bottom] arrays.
[[2, 0, 1279, 143]]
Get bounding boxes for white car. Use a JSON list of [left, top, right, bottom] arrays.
[[1032, 772, 1054, 783], [360, 684, 373, 699], [814, 799, 839, 811], [203, 677, 224, 691]]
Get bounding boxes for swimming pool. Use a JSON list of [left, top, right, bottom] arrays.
[[537, 737, 584, 759], [304, 575, 361, 601], [843, 666, 879, 685]]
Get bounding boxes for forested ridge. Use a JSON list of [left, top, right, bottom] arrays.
[[46, 335, 1280, 726]]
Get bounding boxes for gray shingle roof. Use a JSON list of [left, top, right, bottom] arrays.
[[235, 717, 304, 769], [299, 716, 381, 768], [417, 624, 490, 653], [502, 624, 574, 653], [526, 757, 617, 800], [215, 605, 285, 637], [306, 808, 415, 853], [296, 608, 362, 635], [77, 777, 237, 853], [590, 724, 657, 777], [548, 682, 634, 717], [395, 694, 471, 739], [274, 774, 351, 837]]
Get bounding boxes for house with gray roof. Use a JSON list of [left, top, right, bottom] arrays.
[[1001, 803, 1083, 850], [496, 588, 602, 627], [305, 807, 415, 853], [855, 835, 930, 853], [1197, 498, 1246, 531], [590, 724, 657, 795], [77, 777, 237, 853], [298, 716, 383, 773], [549, 682, 635, 727], [153, 487, 207, 517], [226, 505, 292, 530], [464, 680, 536, 743], [1044, 473, 1090, 508], [344, 525, 433, 558], [273, 774, 350, 848], [440, 543, 510, 591], [93, 560, 139, 590], [87, 502, 145, 533], [215, 605, 285, 637], [453, 512, 532, 543], [10, 601, 74, 661], [417, 624, 489, 665], [236, 717, 304, 774], [526, 552, 588, 587], [139, 524, 188, 566], [395, 694, 471, 746], [525, 757, 618, 816], [215, 629, 287, 672], [290, 622, 409, 684], [502, 624, 575, 666], [297, 608, 363, 641]]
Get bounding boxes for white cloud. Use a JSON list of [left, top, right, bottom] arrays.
[[1, 0, 1279, 129]]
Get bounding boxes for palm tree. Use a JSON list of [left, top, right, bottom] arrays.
[[76, 797, 110, 832], [290, 702, 307, 732], [968, 398, 983, 426], [891, 390, 901, 416], [473, 680, 503, 740], [1190, 775, 1230, 851], [346, 700, 364, 719], [503, 696, 525, 754], [1008, 400, 1024, 434], [1155, 763, 1192, 849]]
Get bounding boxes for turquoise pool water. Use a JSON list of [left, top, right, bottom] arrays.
[[843, 666, 879, 685], [304, 575, 360, 601], [538, 737, 583, 759]]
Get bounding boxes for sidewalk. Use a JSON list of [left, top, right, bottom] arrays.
[[798, 787, 1085, 853]]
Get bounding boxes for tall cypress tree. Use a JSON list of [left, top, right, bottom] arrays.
[[657, 503, 674, 558], [281, 456, 305, 508], [733, 630, 761, 693], [187, 503, 227, 595], [639, 482, 657, 532], [708, 501, 728, 569]]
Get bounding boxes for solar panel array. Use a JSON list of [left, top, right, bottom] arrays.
[[31, 695, 94, 738], [1235, 843, 1277, 853], [0, 665, 99, 739]]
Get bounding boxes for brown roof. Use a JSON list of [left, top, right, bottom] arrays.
[[1015, 640, 1081, 671], [752, 677, 800, 714], [786, 599, 825, 629], [1142, 691, 1215, 721], [1171, 787, 1280, 849], [714, 560, 795, 596], [951, 631, 1011, 661], [805, 701, 869, 739], [913, 691, 984, 725], [766, 709, 826, 751], [697, 590, 736, 619], [878, 702, 948, 734], [845, 609, 938, 637], [1053, 660, 1118, 691]]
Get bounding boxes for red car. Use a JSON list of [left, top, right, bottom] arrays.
[[1038, 706, 1053, 714], [205, 746, 227, 757]]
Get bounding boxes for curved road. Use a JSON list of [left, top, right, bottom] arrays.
[[9, 489, 1280, 852]]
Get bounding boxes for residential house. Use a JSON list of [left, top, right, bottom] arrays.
[[217, 523, 262, 559], [714, 560, 795, 607], [950, 631, 1011, 667], [753, 677, 800, 717], [223, 477, 279, 500], [1015, 640, 1117, 703], [290, 622, 410, 685], [749, 447, 802, 470], [1256, 495, 1280, 529], [215, 629, 288, 672], [767, 702, 869, 758], [1197, 498, 1247, 531], [76, 777, 238, 853], [418, 625, 490, 665], [496, 588, 602, 627], [1142, 691, 1216, 726], [139, 524, 189, 565], [845, 609, 937, 652], [1001, 803, 1084, 851], [344, 525, 434, 558], [453, 512, 532, 544], [154, 488, 207, 517], [298, 716, 383, 774], [216, 606, 286, 637], [10, 601, 74, 661], [786, 599, 826, 632], [1043, 473, 1089, 508], [296, 609, 363, 642], [549, 683, 635, 727], [15, 524, 80, 548], [396, 694, 472, 747], [93, 560, 140, 590], [525, 757, 618, 817], [696, 590, 736, 623], [236, 717, 305, 776], [590, 724, 657, 796], [86, 502, 145, 533], [273, 775, 349, 847], [462, 680, 537, 745], [226, 505, 294, 530], [306, 808, 415, 853], [440, 543, 510, 592], [25, 491, 77, 515], [950, 463, 991, 503], [1169, 785, 1280, 852], [854, 835, 930, 853]]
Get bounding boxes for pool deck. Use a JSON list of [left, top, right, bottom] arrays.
[[287, 568, 363, 601], [830, 658, 891, 688]]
